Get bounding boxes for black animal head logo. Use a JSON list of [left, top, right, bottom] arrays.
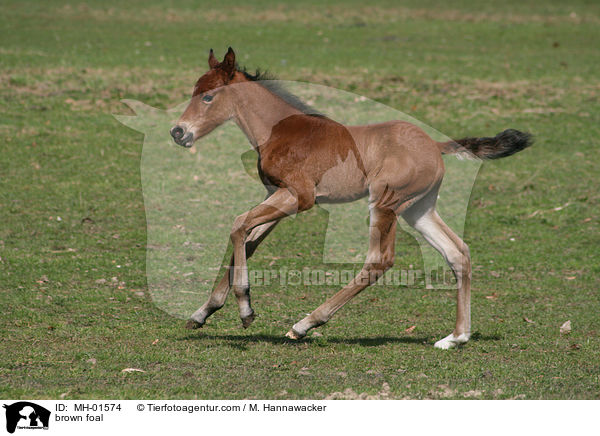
[[3, 402, 50, 434]]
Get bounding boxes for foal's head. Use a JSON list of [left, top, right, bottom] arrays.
[[171, 47, 242, 147]]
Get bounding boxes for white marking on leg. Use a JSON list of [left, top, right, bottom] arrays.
[[434, 333, 470, 350]]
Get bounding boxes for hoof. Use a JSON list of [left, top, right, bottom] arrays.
[[285, 328, 305, 340], [185, 319, 203, 330], [241, 311, 255, 329], [434, 333, 469, 350]]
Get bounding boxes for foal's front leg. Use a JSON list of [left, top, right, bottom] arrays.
[[230, 188, 303, 327], [186, 220, 280, 330]]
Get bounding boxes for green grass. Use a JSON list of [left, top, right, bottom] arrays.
[[1, 0, 599, 399]]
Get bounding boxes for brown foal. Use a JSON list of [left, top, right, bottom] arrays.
[[171, 48, 532, 349]]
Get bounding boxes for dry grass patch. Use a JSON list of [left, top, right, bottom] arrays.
[[0, 66, 197, 113], [42, 4, 600, 26], [2, 66, 598, 123]]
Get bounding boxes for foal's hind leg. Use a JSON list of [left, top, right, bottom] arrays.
[[186, 220, 280, 329], [402, 193, 472, 349], [286, 206, 397, 339]]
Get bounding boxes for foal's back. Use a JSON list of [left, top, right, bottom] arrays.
[[259, 114, 444, 207]]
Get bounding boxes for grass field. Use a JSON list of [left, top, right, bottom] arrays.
[[1, 0, 599, 399]]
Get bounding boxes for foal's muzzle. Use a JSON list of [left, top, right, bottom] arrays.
[[170, 125, 194, 148]]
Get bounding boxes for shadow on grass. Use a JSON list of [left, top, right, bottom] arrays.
[[180, 333, 426, 349], [470, 332, 501, 342], [176, 330, 501, 351]]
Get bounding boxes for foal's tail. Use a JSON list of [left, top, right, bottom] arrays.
[[439, 129, 533, 160]]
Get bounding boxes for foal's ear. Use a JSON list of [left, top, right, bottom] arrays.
[[221, 47, 236, 78], [208, 48, 219, 69]]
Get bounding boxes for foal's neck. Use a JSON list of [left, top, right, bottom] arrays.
[[230, 80, 302, 150]]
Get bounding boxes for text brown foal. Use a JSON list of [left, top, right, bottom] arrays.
[[171, 47, 532, 349]]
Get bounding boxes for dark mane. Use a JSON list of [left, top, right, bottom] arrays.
[[238, 66, 324, 117]]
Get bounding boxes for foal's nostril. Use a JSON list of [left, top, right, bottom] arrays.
[[171, 125, 184, 139]]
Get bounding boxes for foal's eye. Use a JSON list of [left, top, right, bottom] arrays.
[[202, 94, 213, 103]]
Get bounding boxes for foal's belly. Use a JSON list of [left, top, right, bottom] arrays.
[[314, 153, 369, 204]]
